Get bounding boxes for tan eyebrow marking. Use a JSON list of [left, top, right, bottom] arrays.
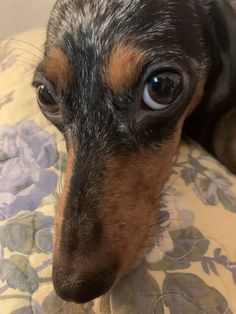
[[43, 47, 71, 90], [104, 43, 146, 94]]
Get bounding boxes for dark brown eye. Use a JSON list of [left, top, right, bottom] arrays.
[[37, 85, 59, 114], [143, 72, 183, 110]]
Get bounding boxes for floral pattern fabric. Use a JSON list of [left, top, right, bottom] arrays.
[[0, 120, 58, 220], [0, 29, 236, 314]]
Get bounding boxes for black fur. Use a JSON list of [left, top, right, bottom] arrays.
[[33, 0, 236, 303]]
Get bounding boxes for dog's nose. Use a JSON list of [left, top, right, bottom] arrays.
[[53, 266, 118, 303]]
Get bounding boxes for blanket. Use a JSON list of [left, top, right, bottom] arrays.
[[0, 28, 236, 314]]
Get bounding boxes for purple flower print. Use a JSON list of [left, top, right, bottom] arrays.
[[0, 121, 58, 220]]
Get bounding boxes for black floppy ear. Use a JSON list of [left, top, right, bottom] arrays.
[[205, 0, 236, 111], [185, 0, 236, 150]]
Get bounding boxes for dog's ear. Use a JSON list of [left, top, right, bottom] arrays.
[[203, 0, 236, 112], [184, 1, 236, 150]]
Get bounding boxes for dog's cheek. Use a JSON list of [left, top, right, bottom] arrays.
[[97, 79, 206, 279], [97, 135, 181, 279]]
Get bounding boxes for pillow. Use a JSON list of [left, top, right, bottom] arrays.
[[0, 29, 236, 314]]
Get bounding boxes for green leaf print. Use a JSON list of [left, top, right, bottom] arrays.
[[41, 291, 95, 314], [147, 227, 209, 271], [181, 167, 197, 185], [217, 189, 236, 213], [0, 255, 38, 293], [100, 263, 163, 314], [0, 212, 54, 254], [163, 273, 232, 314]]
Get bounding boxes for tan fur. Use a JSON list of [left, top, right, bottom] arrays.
[[185, 80, 206, 116], [54, 148, 75, 255], [99, 140, 179, 279], [105, 43, 146, 93], [95, 79, 206, 279], [53, 79, 206, 281], [43, 47, 70, 90]]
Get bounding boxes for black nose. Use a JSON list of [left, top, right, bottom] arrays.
[[53, 266, 118, 303]]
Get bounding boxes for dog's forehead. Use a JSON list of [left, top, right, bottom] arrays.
[[44, 0, 208, 97], [42, 0, 209, 131], [43, 0, 208, 102], [46, 0, 204, 54]]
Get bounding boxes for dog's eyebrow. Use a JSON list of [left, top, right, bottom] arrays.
[[42, 47, 71, 90], [104, 43, 146, 94]]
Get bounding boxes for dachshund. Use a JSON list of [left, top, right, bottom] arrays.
[[33, 0, 236, 304]]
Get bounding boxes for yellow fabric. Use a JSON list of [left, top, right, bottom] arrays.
[[0, 29, 236, 314]]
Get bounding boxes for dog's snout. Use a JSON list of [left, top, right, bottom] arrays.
[[53, 266, 118, 303]]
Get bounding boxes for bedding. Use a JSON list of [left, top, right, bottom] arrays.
[[0, 29, 236, 314]]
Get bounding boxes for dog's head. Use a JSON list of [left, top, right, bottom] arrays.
[[33, 0, 236, 303]]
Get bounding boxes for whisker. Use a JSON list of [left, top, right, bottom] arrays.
[[6, 46, 42, 61], [163, 218, 192, 223], [148, 233, 173, 243], [7, 38, 44, 54], [1, 53, 39, 66], [145, 178, 179, 219], [156, 213, 170, 223], [59, 174, 64, 195], [56, 159, 65, 195], [145, 216, 192, 236], [160, 175, 179, 197]]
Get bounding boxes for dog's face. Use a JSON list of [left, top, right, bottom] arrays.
[[33, 0, 235, 304]]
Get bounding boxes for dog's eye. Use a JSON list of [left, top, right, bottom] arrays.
[[143, 72, 183, 110], [36, 85, 59, 114]]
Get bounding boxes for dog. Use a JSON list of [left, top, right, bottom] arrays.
[[33, 0, 236, 304]]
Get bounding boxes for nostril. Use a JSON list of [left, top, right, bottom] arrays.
[[53, 266, 118, 303]]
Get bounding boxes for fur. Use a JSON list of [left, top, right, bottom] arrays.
[[33, 0, 236, 303]]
